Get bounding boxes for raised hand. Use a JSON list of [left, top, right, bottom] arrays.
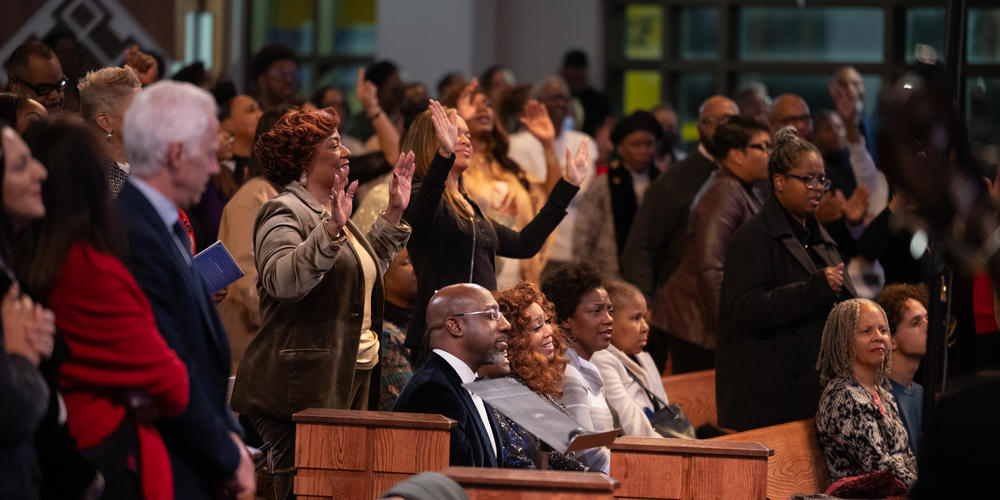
[[385, 151, 416, 224], [325, 163, 358, 236], [456, 78, 479, 122], [520, 99, 555, 147], [429, 99, 458, 157], [124, 45, 158, 86], [356, 67, 380, 116], [563, 137, 590, 187], [843, 185, 870, 224], [815, 190, 845, 224]]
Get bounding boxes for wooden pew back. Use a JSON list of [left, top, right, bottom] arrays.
[[712, 419, 829, 500], [293, 409, 456, 500], [610, 436, 772, 500], [661, 369, 717, 428], [441, 467, 619, 500]]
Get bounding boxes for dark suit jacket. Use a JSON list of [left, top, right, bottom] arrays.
[[717, 196, 856, 431], [392, 352, 500, 467], [621, 148, 717, 299], [117, 182, 241, 499]]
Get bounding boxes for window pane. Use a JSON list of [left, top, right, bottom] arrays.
[[967, 78, 1000, 169], [677, 74, 715, 145], [251, 0, 315, 55], [737, 73, 882, 120], [739, 7, 884, 63], [623, 70, 661, 114], [905, 8, 945, 63], [624, 4, 663, 60], [679, 8, 718, 60], [316, 0, 376, 56], [968, 9, 1000, 64]]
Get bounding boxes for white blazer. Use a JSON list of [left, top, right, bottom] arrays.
[[592, 345, 670, 437]]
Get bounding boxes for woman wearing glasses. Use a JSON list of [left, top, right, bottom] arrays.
[[715, 126, 856, 431], [653, 116, 771, 374]]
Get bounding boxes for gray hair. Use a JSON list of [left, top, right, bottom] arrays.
[[531, 76, 569, 100], [816, 298, 893, 386], [77, 66, 140, 122], [124, 80, 217, 178]]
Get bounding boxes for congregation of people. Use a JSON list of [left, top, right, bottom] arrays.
[[1, 34, 998, 500]]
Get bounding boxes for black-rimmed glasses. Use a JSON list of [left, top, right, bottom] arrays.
[[746, 142, 772, 152], [783, 173, 832, 191], [14, 75, 68, 96]]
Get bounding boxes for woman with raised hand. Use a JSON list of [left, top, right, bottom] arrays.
[[231, 106, 413, 500], [815, 298, 917, 490], [402, 99, 588, 359]]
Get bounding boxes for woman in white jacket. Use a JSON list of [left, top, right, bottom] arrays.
[[592, 280, 670, 437]]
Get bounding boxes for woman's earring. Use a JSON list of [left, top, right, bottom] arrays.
[[299, 172, 308, 187], [105, 131, 112, 143]]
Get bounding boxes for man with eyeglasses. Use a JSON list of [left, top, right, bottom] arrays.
[[4, 40, 67, 114], [249, 44, 299, 111], [620, 95, 738, 371], [393, 283, 510, 468]]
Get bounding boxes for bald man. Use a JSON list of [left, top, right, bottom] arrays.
[[621, 95, 738, 370], [769, 94, 813, 140], [393, 283, 509, 467]]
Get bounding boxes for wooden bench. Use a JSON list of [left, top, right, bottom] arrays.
[[661, 370, 717, 428], [712, 419, 829, 500], [609, 436, 772, 500], [293, 409, 456, 500], [441, 467, 620, 499]]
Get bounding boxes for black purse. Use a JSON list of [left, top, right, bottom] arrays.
[[623, 365, 696, 440]]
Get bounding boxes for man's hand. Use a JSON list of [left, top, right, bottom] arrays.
[[815, 191, 845, 224], [843, 185, 869, 225]]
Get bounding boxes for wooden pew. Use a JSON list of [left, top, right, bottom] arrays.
[[712, 419, 829, 500], [661, 369, 717, 428], [609, 436, 772, 500], [441, 466, 620, 500], [293, 409, 456, 500]]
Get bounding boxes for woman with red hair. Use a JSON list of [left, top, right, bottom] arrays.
[[230, 107, 414, 500]]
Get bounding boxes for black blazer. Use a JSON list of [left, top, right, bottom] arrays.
[[716, 196, 856, 431], [117, 182, 241, 499], [392, 351, 500, 467]]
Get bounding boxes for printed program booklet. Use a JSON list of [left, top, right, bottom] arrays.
[[192, 241, 244, 294]]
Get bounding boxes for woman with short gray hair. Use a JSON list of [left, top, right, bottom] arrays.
[[77, 66, 141, 197]]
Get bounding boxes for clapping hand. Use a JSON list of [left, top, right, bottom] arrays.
[[456, 78, 479, 122], [520, 99, 555, 147], [385, 151, 416, 224], [325, 163, 358, 237], [1, 284, 55, 366], [563, 137, 590, 187], [429, 99, 458, 157], [843, 185, 869, 224], [823, 263, 845, 293]]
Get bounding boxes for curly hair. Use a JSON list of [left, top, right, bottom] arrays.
[[816, 298, 892, 386], [255, 107, 339, 187], [495, 282, 568, 398], [874, 283, 929, 334], [541, 261, 604, 324]]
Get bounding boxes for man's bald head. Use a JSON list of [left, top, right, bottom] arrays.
[[769, 94, 813, 140], [426, 283, 510, 372], [697, 95, 739, 146]]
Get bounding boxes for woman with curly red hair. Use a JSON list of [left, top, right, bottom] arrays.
[[229, 107, 414, 500]]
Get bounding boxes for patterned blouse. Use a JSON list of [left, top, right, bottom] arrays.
[[815, 376, 918, 487]]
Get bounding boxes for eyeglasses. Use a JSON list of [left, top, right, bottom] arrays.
[[452, 309, 504, 321], [746, 142, 772, 152], [14, 75, 68, 96], [783, 173, 832, 191]]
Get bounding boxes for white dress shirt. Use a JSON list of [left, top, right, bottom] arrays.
[[433, 349, 498, 458]]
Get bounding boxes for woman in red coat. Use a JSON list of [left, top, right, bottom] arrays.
[[16, 120, 189, 500]]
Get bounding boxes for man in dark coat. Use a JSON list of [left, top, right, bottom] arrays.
[[621, 95, 738, 370], [119, 80, 254, 499], [393, 283, 508, 467]]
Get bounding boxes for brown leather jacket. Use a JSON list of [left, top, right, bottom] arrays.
[[231, 182, 410, 420], [652, 167, 766, 350]]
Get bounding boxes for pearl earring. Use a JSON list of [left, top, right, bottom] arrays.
[[299, 172, 308, 187], [105, 131, 112, 143]]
